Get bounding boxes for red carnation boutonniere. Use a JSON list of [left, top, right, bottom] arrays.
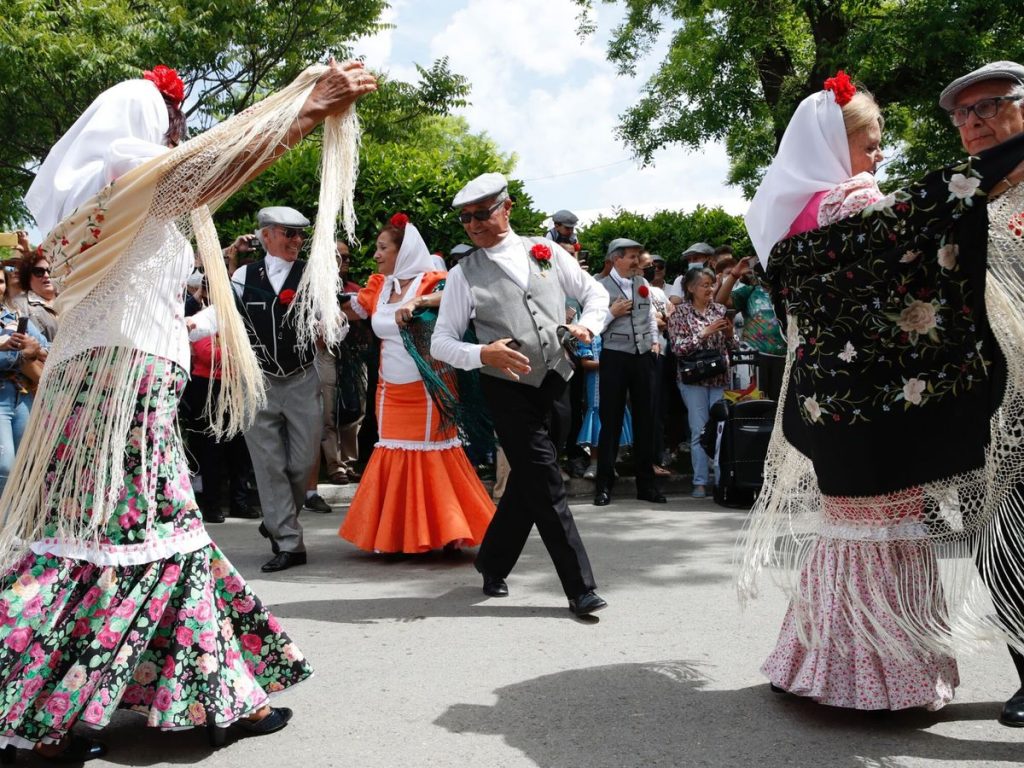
[[278, 289, 296, 306], [390, 212, 409, 229], [573, 242, 581, 252], [823, 70, 856, 107], [142, 64, 185, 106], [637, 284, 650, 298], [530, 242, 553, 271]]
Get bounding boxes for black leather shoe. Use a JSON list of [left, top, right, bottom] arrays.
[[303, 493, 333, 513], [1000, 686, 1024, 726], [593, 490, 611, 506], [239, 706, 293, 735], [230, 502, 260, 519], [482, 574, 509, 597], [261, 551, 307, 573], [27, 735, 108, 763], [201, 507, 226, 524], [637, 490, 668, 504], [568, 590, 608, 617], [258, 523, 280, 555]]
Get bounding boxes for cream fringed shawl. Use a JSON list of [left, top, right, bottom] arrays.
[[0, 65, 360, 571]]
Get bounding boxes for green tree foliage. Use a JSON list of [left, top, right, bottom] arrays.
[[0, 0, 387, 226], [577, 206, 749, 277], [573, 0, 1024, 195], [215, 111, 546, 283]]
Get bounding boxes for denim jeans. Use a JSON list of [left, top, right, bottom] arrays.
[[678, 382, 725, 486], [0, 380, 33, 496]]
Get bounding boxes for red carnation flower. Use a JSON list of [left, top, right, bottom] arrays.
[[574, 242, 581, 252], [638, 284, 650, 298], [278, 289, 296, 306], [142, 65, 185, 106], [823, 70, 856, 107], [531, 243, 552, 261], [390, 212, 409, 229]]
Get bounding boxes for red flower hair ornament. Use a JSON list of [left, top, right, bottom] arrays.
[[390, 212, 409, 229], [823, 70, 856, 107], [143, 65, 185, 106]]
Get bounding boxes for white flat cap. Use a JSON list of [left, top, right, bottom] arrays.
[[257, 206, 310, 228], [552, 209, 578, 226], [450, 243, 474, 256], [939, 61, 1024, 110], [452, 173, 508, 208], [606, 237, 643, 257]]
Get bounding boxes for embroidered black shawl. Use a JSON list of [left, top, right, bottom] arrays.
[[767, 133, 1024, 496]]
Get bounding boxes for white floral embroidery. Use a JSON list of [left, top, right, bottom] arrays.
[[903, 378, 926, 405], [838, 341, 857, 363], [803, 396, 823, 422], [937, 243, 959, 269], [948, 173, 981, 200], [900, 250, 921, 263]]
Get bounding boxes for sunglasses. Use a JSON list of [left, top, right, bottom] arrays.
[[457, 199, 504, 224], [275, 226, 306, 240], [947, 95, 1023, 127], [31, 266, 51, 277]]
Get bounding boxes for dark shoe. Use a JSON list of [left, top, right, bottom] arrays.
[[328, 470, 350, 485], [593, 490, 611, 506], [261, 551, 307, 573], [239, 706, 293, 735], [568, 590, 608, 617], [303, 493, 332, 513], [567, 457, 589, 478], [230, 502, 260, 519], [29, 735, 108, 763], [201, 507, 226, 524], [258, 523, 280, 555], [482, 574, 509, 598], [1000, 686, 1024, 726], [637, 490, 667, 504]]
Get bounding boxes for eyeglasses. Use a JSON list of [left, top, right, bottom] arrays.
[[31, 266, 51, 277], [457, 200, 504, 224], [654, 263, 666, 270], [947, 96, 1023, 127], [275, 226, 306, 239]]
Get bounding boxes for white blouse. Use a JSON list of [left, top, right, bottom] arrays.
[[370, 273, 425, 385]]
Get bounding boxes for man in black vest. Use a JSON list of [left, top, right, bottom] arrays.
[[236, 206, 324, 572]]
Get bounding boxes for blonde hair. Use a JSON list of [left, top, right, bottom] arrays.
[[841, 89, 884, 136]]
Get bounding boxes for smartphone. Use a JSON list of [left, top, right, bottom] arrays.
[[16, 317, 28, 334], [726, 309, 738, 321], [0, 233, 18, 248]]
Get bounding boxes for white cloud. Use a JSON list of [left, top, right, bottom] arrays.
[[352, 1, 402, 64]]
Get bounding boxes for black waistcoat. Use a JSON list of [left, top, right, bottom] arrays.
[[239, 259, 314, 376]]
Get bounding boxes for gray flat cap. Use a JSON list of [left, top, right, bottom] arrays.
[[449, 243, 474, 257], [606, 237, 643, 257], [257, 206, 310, 228], [939, 61, 1024, 110], [651, 254, 666, 264], [552, 209, 578, 226], [683, 242, 714, 257], [452, 173, 508, 208]]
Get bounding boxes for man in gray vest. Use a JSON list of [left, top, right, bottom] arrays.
[[432, 173, 610, 617], [941, 60, 1024, 726], [593, 239, 665, 506]]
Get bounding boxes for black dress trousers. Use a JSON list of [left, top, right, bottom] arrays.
[[476, 371, 596, 598], [595, 348, 657, 493]]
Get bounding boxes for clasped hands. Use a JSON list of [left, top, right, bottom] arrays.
[[481, 325, 592, 382]]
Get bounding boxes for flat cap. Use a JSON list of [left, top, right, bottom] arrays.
[[606, 237, 643, 257], [650, 254, 666, 263], [257, 206, 310, 228], [939, 61, 1024, 110], [452, 173, 508, 208], [449, 243, 474, 257], [683, 242, 714, 257], [552, 209, 578, 226]]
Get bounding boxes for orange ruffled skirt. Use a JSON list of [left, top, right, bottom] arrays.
[[339, 379, 495, 553]]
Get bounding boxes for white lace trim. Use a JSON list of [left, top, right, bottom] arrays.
[[818, 519, 930, 542], [29, 527, 212, 566], [374, 437, 462, 452]]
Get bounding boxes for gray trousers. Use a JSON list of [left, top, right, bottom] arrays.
[[244, 366, 321, 553], [314, 348, 364, 475]]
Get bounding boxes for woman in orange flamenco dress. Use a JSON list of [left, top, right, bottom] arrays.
[[339, 213, 494, 553]]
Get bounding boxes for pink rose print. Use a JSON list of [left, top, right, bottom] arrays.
[[240, 634, 262, 654], [4, 626, 32, 653]]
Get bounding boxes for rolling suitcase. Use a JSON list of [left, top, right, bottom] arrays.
[[703, 397, 776, 508]]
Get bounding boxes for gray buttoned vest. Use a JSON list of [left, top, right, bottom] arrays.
[[598, 273, 653, 354], [460, 237, 574, 388]]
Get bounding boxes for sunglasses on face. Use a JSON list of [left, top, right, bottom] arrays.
[[457, 199, 504, 224], [31, 266, 51, 277], [948, 95, 1022, 127], [275, 226, 306, 240]]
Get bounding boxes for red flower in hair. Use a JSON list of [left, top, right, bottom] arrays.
[[278, 289, 296, 306], [823, 70, 856, 107], [390, 212, 409, 229], [143, 65, 185, 106], [637, 284, 650, 298]]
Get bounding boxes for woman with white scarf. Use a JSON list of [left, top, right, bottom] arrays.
[[339, 214, 494, 554]]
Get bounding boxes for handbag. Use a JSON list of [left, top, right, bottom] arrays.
[[679, 349, 728, 384]]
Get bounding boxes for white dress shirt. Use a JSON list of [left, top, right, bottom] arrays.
[[431, 231, 609, 371], [189, 253, 297, 339], [604, 268, 658, 341]]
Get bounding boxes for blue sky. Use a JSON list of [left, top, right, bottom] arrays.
[[353, 0, 747, 230]]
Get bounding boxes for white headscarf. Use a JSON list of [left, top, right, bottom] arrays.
[[25, 79, 169, 236], [384, 220, 440, 295], [744, 89, 851, 268]]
